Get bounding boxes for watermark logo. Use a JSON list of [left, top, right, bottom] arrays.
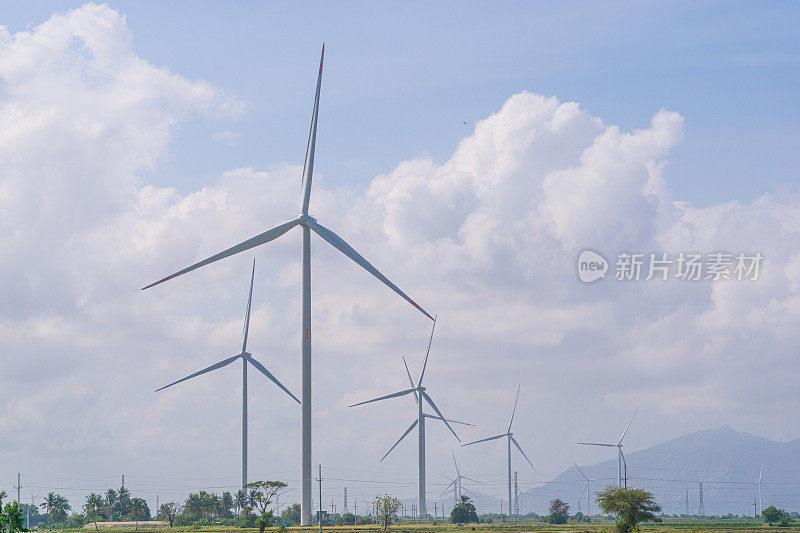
[[576, 250, 763, 283], [577, 250, 609, 283]]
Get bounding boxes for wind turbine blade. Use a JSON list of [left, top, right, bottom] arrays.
[[421, 391, 459, 442], [380, 419, 418, 462], [245, 354, 300, 404], [423, 414, 474, 426], [306, 219, 434, 320], [510, 435, 535, 470], [349, 388, 416, 408], [579, 484, 587, 499], [402, 356, 419, 404], [507, 384, 520, 433], [462, 433, 506, 447], [418, 316, 437, 385], [577, 442, 617, 447], [572, 460, 589, 482], [439, 478, 458, 498], [300, 44, 324, 216], [241, 259, 256, 353], [141, 219, 300, 290], [618, 408, 638, 444], [452, 450, 460, 477], [155, 354, 240, 392], [461, 476, 483, 485]]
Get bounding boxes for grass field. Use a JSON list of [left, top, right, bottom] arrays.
[[70, 523, 800, 533]]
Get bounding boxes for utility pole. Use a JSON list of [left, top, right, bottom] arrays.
[[685, 490, 688, 516], [15, 473, 21, 504], [122, 474, 125, 489], [698, 482, 705, 517], [316, 465, 323, 533], [500, 500, 503, 524], [343, 487, 348, 514], [754, 498, 758, 518]]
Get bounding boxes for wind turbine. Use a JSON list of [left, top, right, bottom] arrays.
[[461, 386, 534, 519], [572, 460, 596, 516], [577, 409, 637, 487], [753, 467, 763, 515], [349, 319, 464, 519], [441, 451, 483, 507], [140, 45, 433, 525], [154, 260, 299, 488]]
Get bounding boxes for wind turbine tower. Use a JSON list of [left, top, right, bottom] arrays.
[[154, 260, 299, 487], [461, 386, 535, 517], [141, 46, 433, 524], [577, 409, 637, 487], [350, 320, 466, 519]]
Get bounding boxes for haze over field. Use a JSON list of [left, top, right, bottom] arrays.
[[1, 2, 799, 514]]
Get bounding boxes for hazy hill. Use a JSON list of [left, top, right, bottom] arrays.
[[526, 425, 800, 516]]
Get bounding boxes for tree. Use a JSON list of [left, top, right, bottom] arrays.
[[117, 487, 131, 519], [158, 503, 178, 527], [338, 512, 356, 525], [450, 495, 478, 524], [3, 501, 27, 533], [221, 492, 234, 519], [762, 506, 794, 527], [234, 490, 248, 517], [280, 504, 301, 526], [548, 498, 569, 524], [84, 494, 104, 530], [104, 490, 117, 521], [131, 498, 149, 529], [374, 494, 401, 531], [596, 486, 661, 533], [40, 493, 70, 529], [244, 481, 287, 533]]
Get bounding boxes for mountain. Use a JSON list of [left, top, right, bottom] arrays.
[[525, 426, 800, 516]]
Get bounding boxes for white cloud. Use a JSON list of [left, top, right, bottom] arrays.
[[1, 2, 799, 512]]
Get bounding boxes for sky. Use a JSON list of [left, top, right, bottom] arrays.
[[0, 0, 799, 516]]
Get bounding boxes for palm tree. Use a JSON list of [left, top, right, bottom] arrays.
[[117, 487, 131, 519], [85, 493, 104, 530], [40, 493, 71, 529], [235, 490, 247, 516], [105, 489, 118, 521], [131, 498, 148, 530]]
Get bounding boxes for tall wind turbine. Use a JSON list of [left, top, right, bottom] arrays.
[[441, 451, 482, 507], [154, 260, 299, 488], [572, 460, 596, 516], [578, 409, 637, 487], [461, 386, 534, 518], [141, 45, 433, 525], [349, 319, 463, 519]]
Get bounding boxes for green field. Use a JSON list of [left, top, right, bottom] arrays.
[[65, 523, 800, 533]]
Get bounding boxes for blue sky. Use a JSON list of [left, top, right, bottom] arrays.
[[3, 1, 798, 204]]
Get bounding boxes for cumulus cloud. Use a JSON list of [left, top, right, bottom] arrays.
[[1, 2, 798, 510]]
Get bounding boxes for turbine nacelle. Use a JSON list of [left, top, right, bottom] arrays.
[[298, 214, 315, 226]]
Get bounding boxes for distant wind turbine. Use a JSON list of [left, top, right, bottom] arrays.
[[441, 451, 483, 507], [349, 319, 466, 519], [141, 45, 433, 525], [461, 386, 534, 518], [154, 260, 299, 488], [578, 409, 637, 487], [753, 467, 763, 515], [572, 460, 597, 515]]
